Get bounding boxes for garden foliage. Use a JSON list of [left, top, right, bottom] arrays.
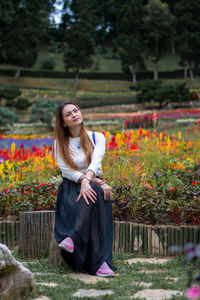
[[130, 80, 191, 108], [0, 120, 199, 225], [30, 98, 57, 128], [0, 107, 18, 126]]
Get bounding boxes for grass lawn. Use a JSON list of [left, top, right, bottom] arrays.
[[0, 49, 182, 73], [13, 250, 189, 300]]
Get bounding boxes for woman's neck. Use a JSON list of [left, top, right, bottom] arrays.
[[69, 126, 81, 138]]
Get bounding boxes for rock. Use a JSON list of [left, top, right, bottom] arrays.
[[36, 282, 58, 287], [73, 289, 114, 298], [126, 258, 170, 265], [0, 243, 35, 300], [34, 296, 51, 300], [132, 289, 183, 300], [69, 273, 109, 284], [134, 282, 152, 288]]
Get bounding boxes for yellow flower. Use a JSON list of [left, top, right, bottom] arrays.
[[105, 131, 110, 140], [10, 142, 16, 153]]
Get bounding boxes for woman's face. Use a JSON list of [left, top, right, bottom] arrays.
[[62, 104, 83, 128]]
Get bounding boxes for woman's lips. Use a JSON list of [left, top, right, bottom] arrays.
[[73, 118, 80, 122]]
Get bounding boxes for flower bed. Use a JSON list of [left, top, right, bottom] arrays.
[[0, 122, 199, 226]]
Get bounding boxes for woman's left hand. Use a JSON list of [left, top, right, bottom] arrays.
[[100, 183, 113, 201]]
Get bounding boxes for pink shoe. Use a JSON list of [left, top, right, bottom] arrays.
[[58, 237, 74, 253], [96, 262, 114, 277]]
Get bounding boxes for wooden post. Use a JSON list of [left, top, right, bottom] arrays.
[[47, 218, 64, 266], [19, 211, 55, 258]]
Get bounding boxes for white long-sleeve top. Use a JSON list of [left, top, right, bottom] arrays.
[[54, 131, 106, 182]]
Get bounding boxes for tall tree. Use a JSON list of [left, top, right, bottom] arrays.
[[63, 0, 95, 89], [144, 0, 173, 80], [0, 0, 49, 78], [175, 0, 200, 86], [92, 0, 119, 50], [118, 0, 145, 84]]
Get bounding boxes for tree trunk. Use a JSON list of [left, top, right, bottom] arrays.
[[19, 211, 55, 258], [184, 66, 188, 80], [189, 66, 195, 88], [74, 70, 79, 89], [153, 62, 158, 80], [132, 71, 137, 84], [14, 68, 21, 79]]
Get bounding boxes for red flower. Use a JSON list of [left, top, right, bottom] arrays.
[[39, 183, 44, 187], [170, 187, 175, 191], [25, 191, 30, 194], [52, 190, 57, 194], [197, 120, 200, 125], [5, 188, 9, 193], [191, 181, 198, 185]]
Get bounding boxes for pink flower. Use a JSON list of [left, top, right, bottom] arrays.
[[185, 286, 200, 300], [39, 183, 44, 187], [170, 187, 175, 191], [5, 188, 9, 193]]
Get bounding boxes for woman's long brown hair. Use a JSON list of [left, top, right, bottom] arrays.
[[53, 102, 94, 171]]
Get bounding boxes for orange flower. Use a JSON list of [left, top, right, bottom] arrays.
[[193, 125, 197, 133], [144, 183, 153, 189]]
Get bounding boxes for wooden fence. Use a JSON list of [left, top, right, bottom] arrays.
[[0, 218, 199, 256], [0, 221, 20, 249]]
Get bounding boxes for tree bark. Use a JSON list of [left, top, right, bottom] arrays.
[[153, 62, 158, 80], [14, 68, 21, 79], [184, 66, 188, 80], [74, 70, 79, 89], [132, 71, 137, 84], [189, 66, 195, 88], [19, 211, 55, 258]]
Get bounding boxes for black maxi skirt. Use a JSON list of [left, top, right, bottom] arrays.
[[54, 177, 114, 275]]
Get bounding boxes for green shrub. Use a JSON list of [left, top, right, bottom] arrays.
[[132, 80, 191, 108], [40, 53, 56, 70], [0, 86, 21, 100], [30, 98, 57, 128], [15, 97, 31, 110], [0, 107, 18, 126]]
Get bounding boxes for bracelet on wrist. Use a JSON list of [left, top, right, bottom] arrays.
[[99, 180, 105, 186], [82, 176, 92, 182]]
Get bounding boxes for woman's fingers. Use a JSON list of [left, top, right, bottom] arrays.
[[76, 193, 81, 202], [104, 188, 112, 201], [83, 194, 90, 205], [77, 188, 97, 204]]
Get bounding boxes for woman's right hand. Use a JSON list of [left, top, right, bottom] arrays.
[[77, 178, 97, 205]]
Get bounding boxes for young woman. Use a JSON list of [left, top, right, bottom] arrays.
[[53, 102, 114, 277]]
